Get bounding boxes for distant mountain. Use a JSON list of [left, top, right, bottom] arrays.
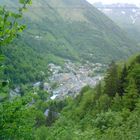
[[94, 2, 140, 43], [0, 0, 139, 84]]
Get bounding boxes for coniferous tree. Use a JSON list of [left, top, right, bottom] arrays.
[[104, 61, 119, 97], [118, 64, 128, 96], [123, 78, 139, 111], [95, 82, 102, 99]]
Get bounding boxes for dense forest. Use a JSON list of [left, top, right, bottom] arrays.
[[0, 0, 140, 140], [1, 50, 140, 139]]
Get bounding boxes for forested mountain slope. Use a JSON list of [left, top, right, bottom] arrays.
[[2, 52, 140, 140], [20, 0, 139, 62], [0, 0, 139, 85], [34, 54, 140, 140]]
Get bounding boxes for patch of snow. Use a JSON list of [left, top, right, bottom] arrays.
[[121, 11, 125, 15], [132, 9, 137, 13], [103, 8, 112, 12], [130, 15, 136, 24]]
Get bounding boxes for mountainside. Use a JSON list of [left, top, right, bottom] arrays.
[[22, 0, 139, 62], [94, 2, 140, 43], [34, 54, 140, 140], [0, 0, 139, 84], [2, 53, 140, 139]]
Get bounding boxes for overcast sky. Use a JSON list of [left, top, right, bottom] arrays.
[[86, 0, 140, 5]]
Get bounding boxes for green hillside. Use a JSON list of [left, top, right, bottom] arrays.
[[22, 0, 139, 62], [1, 51, 140, 139], [0, 0, 139, 85], [34, 54, 140, 140]]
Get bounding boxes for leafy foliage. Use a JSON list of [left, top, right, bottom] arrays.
[[0, 0, 32, 86], [34, 54, 140, 140], [0, 96, 35, 140]]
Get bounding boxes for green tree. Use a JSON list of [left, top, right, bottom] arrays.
[[0, 0, 32, 88], [95, 82, 102, 99], [0, 1, 35, 139], [123, 78, 139, 111], [118, 64, 128, 96], [0, 97, 36, 140], [104, 61, 119, 97]]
